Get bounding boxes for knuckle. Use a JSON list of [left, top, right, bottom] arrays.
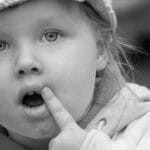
[[55, 109, 70, 122], [53, 104, 63, 114]]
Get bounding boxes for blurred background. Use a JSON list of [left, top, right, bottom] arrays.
[[112, 0, 150, 88]]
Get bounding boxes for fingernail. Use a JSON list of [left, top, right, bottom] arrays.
[[42, 87, 50, 93], [42, 87, 53, 101]]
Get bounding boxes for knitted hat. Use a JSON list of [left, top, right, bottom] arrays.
[[0, 0, 117, 31]]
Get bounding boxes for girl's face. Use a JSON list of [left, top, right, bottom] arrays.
[[0, 0, 107, 139]]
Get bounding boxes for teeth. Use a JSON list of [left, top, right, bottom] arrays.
[[27, 91, 34, 96]]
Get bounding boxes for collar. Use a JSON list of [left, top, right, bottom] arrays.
[[86, 83, 150, 137]]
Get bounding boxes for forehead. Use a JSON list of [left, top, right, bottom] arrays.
[[0, 0, 87, 30]]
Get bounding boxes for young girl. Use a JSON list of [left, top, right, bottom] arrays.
[[0, 0, 150, 150]]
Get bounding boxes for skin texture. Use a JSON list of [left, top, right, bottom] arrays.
[[0, 0, 108, 149], [41, 86, 150, 150], [0, 0, 150, 150]]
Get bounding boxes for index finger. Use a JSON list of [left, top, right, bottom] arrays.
[[41, 87, 77, 130]]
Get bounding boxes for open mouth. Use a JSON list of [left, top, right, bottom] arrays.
[[21, 92, 44, 108]]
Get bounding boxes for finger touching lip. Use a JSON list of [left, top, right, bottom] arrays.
[[41, 87, 76, 130]]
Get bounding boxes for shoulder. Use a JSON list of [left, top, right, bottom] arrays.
[[114, 83, 150, 103], [107, 83, 150, 136], [120, 83, 150, 103]]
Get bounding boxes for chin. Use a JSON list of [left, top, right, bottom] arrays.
[[24, 122, 59, 140], [32, 127, 59, 140], [8, 120, 60, 142]]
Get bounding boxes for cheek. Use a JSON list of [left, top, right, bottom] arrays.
[[44, 42, 97, 120], [45, 40, 97, 93], [0, 64, 15, 113]]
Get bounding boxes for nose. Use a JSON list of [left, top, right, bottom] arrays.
[[14, 51, 43, 77]]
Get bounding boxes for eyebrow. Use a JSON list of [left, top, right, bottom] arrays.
[[38, 17, 64, 25], [34, 14, 75, 29], [0, 14, 74, 38]]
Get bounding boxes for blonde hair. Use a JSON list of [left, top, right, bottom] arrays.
[[80, 2, 134, 82], [80, 2, 135, 83]]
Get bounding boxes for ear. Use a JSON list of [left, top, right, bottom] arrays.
[[96, 41, 109, 71]]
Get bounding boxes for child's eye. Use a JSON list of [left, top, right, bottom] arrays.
[[42, 30, 61, 42], [0, 41, 9, 52]]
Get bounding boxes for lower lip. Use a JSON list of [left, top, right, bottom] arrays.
[[22, 104, 50, 120]]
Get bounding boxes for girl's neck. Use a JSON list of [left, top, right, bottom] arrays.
[[79, 64, 126, 128]]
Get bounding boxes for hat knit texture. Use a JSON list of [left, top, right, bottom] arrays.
[[0, 0, 117, 31]]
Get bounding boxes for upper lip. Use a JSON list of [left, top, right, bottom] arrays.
[[18, 84, 43, 104]]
